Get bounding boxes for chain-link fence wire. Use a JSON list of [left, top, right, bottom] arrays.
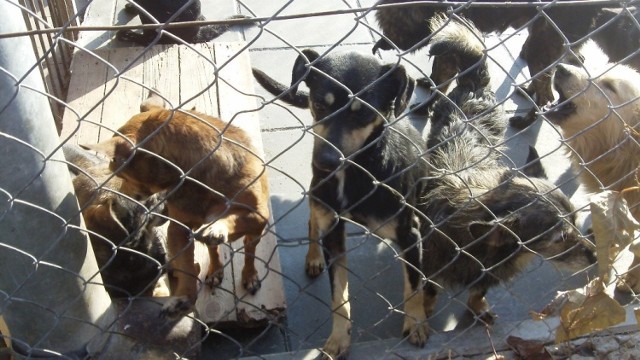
[[1, 0, 640, 358]]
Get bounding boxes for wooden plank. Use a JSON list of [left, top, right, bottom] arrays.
[[98, 47, 146, 141], [76, 0, 117, 51], [59, 50, 109, 145], [178, 44, 219, 117], [215, 42, 264, 148], [142, 45, 181, 108], [214, 42, 286, 324], [194, 242, 238, 323]]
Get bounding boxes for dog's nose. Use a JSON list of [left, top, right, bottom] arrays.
[[313, 151, 342, 172]]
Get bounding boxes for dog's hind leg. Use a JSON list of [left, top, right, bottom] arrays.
[[161, 222, 198, 319]]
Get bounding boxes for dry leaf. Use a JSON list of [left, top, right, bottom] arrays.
[[506, 335, 552, 360], [590, 191, 640, 283], [530, 286, 587, 320], [555, 279, 625, 343]]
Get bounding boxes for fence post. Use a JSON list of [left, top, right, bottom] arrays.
[[0, 0, 116, 356]]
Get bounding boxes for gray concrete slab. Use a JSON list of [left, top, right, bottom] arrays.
[[239, 0, 375, 49]]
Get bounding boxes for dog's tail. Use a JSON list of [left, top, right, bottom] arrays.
[[196, 15, 258, 42], [252, 68, 310, 108], [428, 13, 489, 90]]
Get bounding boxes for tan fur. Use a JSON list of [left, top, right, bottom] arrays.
[[550, 52, 640, 294], [550, 57, 640, 219], [87, 95, 270, 318]]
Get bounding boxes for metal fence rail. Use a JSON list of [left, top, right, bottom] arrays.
[[1, 0, 639, 359]]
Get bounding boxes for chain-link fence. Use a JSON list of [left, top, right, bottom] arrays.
[[1, 0, 640, 359]]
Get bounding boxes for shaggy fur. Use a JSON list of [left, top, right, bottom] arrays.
[[64, 143, 167, 298], [543, 46, 640, 293], [85, 92, 270, 319], [544, 51, 640, 218], [116, 0, 251, 45], [372, 0, 632, 128], [254, 50, 429, 358], [419, 15, 595, 332]]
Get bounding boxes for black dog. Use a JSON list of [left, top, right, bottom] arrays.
[[418, 15, 595, 334], [588, 7, 640, 70], [117, 0, 250, 45], [254, 51, 429, 358], [64, 144, 168, 298], [372, 0, 630, 128]]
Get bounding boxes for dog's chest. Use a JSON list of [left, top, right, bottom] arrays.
[[333, 168, 407, 222]]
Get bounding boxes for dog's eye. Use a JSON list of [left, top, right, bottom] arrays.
[[313, 102, 327, 112]]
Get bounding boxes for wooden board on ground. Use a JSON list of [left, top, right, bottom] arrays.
[[60, 42, 286, 328]]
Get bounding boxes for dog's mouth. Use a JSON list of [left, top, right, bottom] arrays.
[[542, 86, 576, 122]]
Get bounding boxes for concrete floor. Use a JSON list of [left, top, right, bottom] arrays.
[[90, 0, 605, 358]]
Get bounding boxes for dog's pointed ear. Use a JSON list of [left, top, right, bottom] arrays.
[[80, 139, 118, 159], [81, 137, 135, 171], [291, 49, 320, 94], [140, 90, 168, 112], [469, 218, 519, 247], [379, 64, 415, 117]]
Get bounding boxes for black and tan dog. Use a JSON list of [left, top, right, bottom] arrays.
[[64, 143, 168, 298], [84, 91, 270, 319], [117, 0, 251, 45], [419, 15, 595, 332], [372, 0, 633, 128], [254, 51, 429, 357]]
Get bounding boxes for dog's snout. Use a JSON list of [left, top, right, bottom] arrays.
[[313, 149, 342, 172]]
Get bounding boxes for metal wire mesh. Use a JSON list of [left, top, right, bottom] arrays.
[[1, 0, 639, 358]]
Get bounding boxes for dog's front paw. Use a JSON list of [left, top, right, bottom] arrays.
[[508, 112, 537, 129], [305, 258, 324, 278], [305, 241, 325, 277], [402, 317, 429, 348], [476, 310, 497, 325], [205, 269, 224, 290], [242, 267, 261, 295], [321, 333, 350, 360], [160, 296, 194, 320], [198, 222, 228, 245]]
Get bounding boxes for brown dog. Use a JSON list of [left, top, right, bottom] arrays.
[[86, 92, 270, 318]]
